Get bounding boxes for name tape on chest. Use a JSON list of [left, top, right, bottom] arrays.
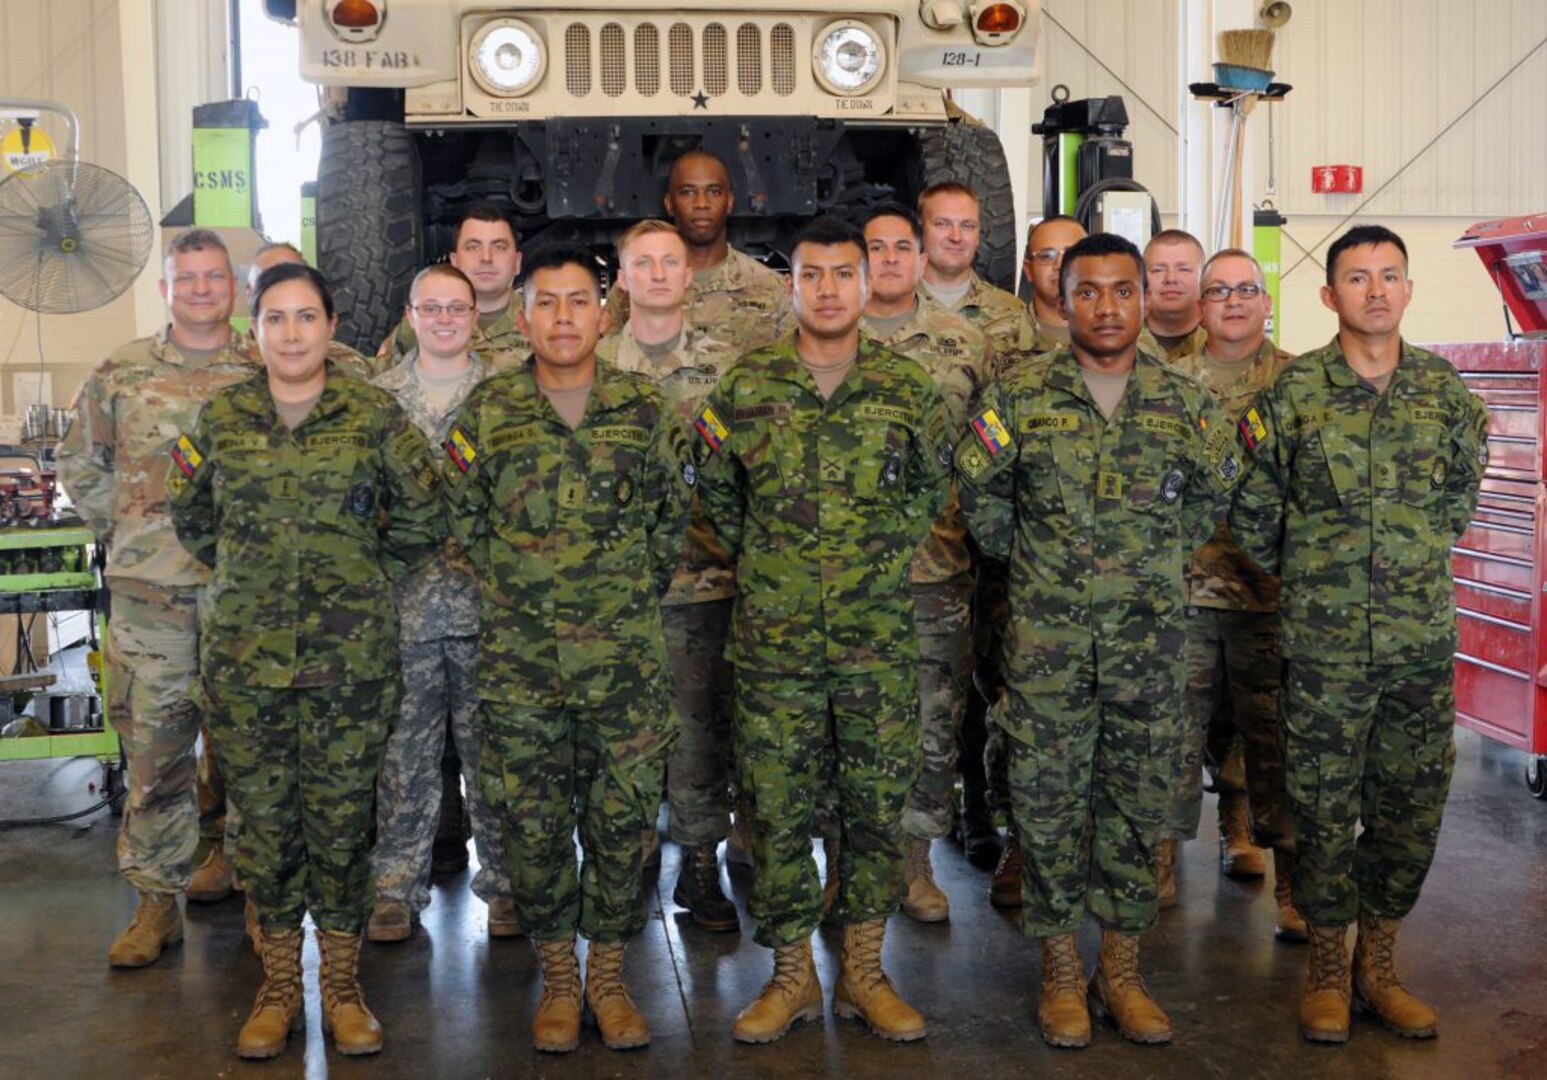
[[487, 424, 542, 454], [733, 402, 792, 423], [856, 402, 917, 427], [591, 425, 651, 449], [1136, 415, 1188, 440], [214, 434, 269, 453], [1021, 414, 1078, 434]]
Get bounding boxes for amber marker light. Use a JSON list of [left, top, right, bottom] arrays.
[[975, 3, 1022, 35], [331, 0, 381, 29]]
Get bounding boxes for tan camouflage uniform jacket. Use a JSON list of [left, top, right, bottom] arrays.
[[606, 246, 790, 349], [375, 292, 531, 374], [1139, 323, 1209, 365], [928, 272, 1037, 378]]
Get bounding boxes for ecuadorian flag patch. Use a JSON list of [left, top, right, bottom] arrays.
[[695, 404, 729, 453], [972, 408, 1013, 456], [445, 427, 478, 474], [1238, 406, 1268, 451], [170, 434, 203, 478]]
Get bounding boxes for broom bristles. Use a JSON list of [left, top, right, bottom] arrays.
[[1218, 28, 1275, 71]]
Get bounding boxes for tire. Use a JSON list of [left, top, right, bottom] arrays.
[[1528, 756, 1547, 800], [316, 120, 423, 354], [917, 119, 1018, 290]]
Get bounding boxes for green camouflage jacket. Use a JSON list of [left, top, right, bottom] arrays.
[[167, 363, 446, 688], [598, 322, 741, 606], [56, 326, 260, 589], [1228, 337, 1489, 665], [1173, 339, 1297, 611], [442, 360, 694, 706], [693, 333, 952, 675]]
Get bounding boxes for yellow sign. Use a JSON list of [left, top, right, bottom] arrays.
[[1, 125, 56, 175]]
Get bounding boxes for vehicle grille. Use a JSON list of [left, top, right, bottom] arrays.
[[562, 17, 799, 101]]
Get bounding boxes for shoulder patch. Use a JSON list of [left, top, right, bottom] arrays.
[[444, 426, 478, 474], [958, 442, 990, 480], [971, 408, 1014, 456], [1238, 406, 1268, 451], [170, 433, 204, 478], [694, 403, 730, 454]]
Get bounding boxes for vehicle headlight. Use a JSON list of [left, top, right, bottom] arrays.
[[470, 20, 545, 97], [813, 21, 886, 96]]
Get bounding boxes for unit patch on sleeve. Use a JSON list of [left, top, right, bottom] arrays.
[[1238, 406, 1269, 451], [972, 408, 1013, 456], [694, 403, 730, 454], [445, 426, 478, 474], [170, 434, 204, 479]]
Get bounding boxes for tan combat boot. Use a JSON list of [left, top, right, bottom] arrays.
[[1156, 838, 1179, 909], [584, 940, 650, 1050], [731, 939, 823, 1043], [1353, 913, 1438, 1038], [1300, 922, 1352, 1043], [1090, 929, 1172, 1044], [833, 919, 927, 1042], [186, 842, 235, 903], [487, 895, 523, 939], [108, 891, 183, 968], [244, 896, 261, 958], [531, 936, 582, 1053], [1272, 848, 1308, 942], [1038, 933, 1090, 1048], [1218, 794, 1266, 878], [901, 839, 949, 923], [365, 898, 414, 943], [236, 926, 304, 1059], [821, 836, 840, 920], [316, 929, 383, 1055], [990, 826, 1024, 909]]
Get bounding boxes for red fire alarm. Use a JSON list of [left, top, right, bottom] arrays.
[[1312, 165, 1363, 194]]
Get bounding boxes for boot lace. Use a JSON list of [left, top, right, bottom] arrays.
[[1309, 925, 1351, 992], [255, 929, 303, 1010], [1101, 932, 1145, 992], [317, 929, 365, 1008], [766, 943, 810, 998], [691, 845, 721, 896], [1043, 936, 1084, 993], [905, 841, 933, 885], [845, 921, 889, 995], [587, 943, 632, 1003], [1358, 918, 1403, 992], [535, 938, 581, 1006]]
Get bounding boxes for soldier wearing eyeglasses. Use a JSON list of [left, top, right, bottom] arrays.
[[1157, 249, 1299, 935], [1020, 216, 1089, 362]]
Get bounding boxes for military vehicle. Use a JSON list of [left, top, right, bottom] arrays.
[[264, 0, 1039, 350]]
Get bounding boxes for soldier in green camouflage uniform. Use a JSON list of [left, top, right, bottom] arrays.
[[56, 229, 261, 966], [696, 218, 949, 1045], [169, 263, 445, 1058], [366, 265, 516, 944], [603, 149, 790, 342], [1228, 226, 1489, 1043], [599, 220, 744, 932], [1140, 230, 1209, 363], [860, 204, 989, 924], [442, 248, 693, 1053], [1158, 251, 1298, 925], [956, 233, 1236, 1048]]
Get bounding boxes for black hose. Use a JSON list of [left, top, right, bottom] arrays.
[[0, 794, 113, 829], [1072, 178, 1163, 237]]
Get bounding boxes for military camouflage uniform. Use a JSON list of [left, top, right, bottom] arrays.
[[605, 246, 790, 347], [956, 348, 1236, 936], [861, 299, 989, 841], [55, 327, 259, 895], [1162, 341, 1298, 846], [1139, 323, 1210, 366], [599, 324, 742, 847], [443, 361, 693, 943], [694, 334, 951, 947], [926, 272, 1036, 378], [375, 292, 531, 375], [1229, 338, 1488, 925], [168, 363, 445, 932], [366, 350, 512, 912]]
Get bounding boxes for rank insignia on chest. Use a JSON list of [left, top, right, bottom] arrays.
[[615, 476, 635, 506], [972, 408, 1013, 455], [695, 404, 729, 453], [1161, 469, 1185, 503], [445, 427, 478, 473], [1238, 406, 1268, 450], [170, 434, 203, 478]]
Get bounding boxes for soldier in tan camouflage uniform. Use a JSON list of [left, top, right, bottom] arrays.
[[599, 220, 743, 933], [604, 149, 790, 345], [56, 229, 260, 967], [1139, 229, 1208, 363], [860, 204, 988, 925], [1021, 216, 1088, 360], [375, 204, 531, 373], [1157, 250, 1301, 941], [366, 265, 519, 945]]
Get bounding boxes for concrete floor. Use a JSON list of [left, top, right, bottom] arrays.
[[1, 726, 1544, 1079]]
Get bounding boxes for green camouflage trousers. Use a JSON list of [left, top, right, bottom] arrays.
[[371, 635, 510, 910], [1164, 607, 1293, 849], [105, 581, 202, 894], [1004, 649, 1184, 937], [972, 555, 1014, 816], [205, 678, 396, 933], [196, 724, 228, 843], [903, 574, 974, 840], [736, 666, 919, 948], [1281, 660, 1456, 926], [663, 599, 736, 846], [478, 693, 673, 943]]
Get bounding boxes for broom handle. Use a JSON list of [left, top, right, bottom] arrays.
[[1230, 95, 1259, 248]]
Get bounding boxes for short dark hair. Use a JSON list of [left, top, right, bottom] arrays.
[[1325, 224, 1408, 286], [1059, 233, 1146, 300], [791, 216, 869, 273], [669, 148, 730, 182], [1026, 214, 1080, 241], [456, 204, 519, 246], [861, 202, 923, 244], [518, 244, 603, 303], [251, 262, 335, 320]]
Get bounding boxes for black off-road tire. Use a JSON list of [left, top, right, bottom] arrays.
[[917, 119, 1018, 290], [316, 120, 423, 354]]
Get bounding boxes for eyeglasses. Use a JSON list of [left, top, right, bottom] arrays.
[[1201, 283, 1265, 302], [1027, 247, 1067, 265], [412, 301, 474, 318]]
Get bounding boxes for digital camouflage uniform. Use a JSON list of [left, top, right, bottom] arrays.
[[1163, 340, 1298, 846], [55, 327, 259, 895], [442, 361, 693, 944], [598, 323, 742, 847], [374, 292, 531, 375], [605, 246, 790, 346], [694, 334, 951, 947], [861, 298, 990, 841], [368, 350, 512, 912], [956, 348, 1237, 936], [167, 363, 445, 932], [1140, 323, 1210, 366], [1228, 338, 1488, 926]]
